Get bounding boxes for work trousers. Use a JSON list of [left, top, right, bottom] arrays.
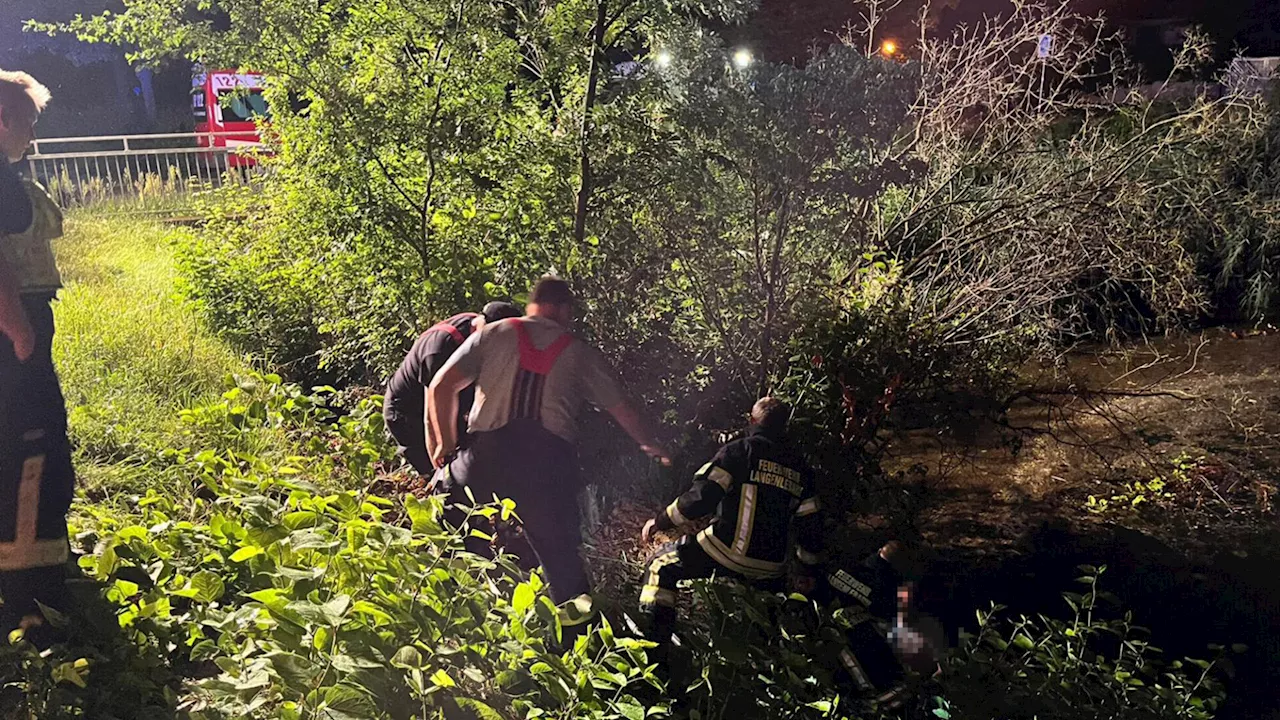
[[639, 535, 784, 645], [834, 613, 909, 707], [447, 421, 594, 627], [383, 402, 433, 477], [0, 296, 73, 630]]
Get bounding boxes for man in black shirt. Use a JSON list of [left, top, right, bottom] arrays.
[[383, 301, 520, 475]]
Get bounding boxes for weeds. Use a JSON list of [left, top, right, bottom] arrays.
[[52, 212, 258, 499]]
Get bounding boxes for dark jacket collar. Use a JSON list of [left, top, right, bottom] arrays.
[[748, 423, 786, 442]]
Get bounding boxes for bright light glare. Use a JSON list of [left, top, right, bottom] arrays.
[[732, 48, 753, 69], [655, 50, 673, 68], [880, 39, 899, 56]]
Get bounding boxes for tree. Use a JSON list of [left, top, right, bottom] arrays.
[[53, 0, 750, 383], [593, 41, 918, 400]]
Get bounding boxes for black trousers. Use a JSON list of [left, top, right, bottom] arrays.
[[0, 296, 73, 629], [639, 535, 783, 644], [448, 421, 590, 607], [382, 401, 433, 476]]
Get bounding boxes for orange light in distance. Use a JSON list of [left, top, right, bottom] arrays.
[[881, 39, 899, 57]]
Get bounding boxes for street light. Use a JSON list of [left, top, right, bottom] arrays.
[[732, 48, 753, 69], [654, 49, 672, 68], [880, 39, 899, 57]]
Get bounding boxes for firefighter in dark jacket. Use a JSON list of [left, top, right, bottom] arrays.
[[805, 542, 912, 710], [638, 397, 823, 649], [0, 70, 72, 640], [383, 301, 520, 475], [797, 541, 945, 711]]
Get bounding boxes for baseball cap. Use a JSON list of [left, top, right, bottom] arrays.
[[482, 301, 521, 323]]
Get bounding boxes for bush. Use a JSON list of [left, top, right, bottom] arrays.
[[936, 566, 1231, 720], [649, 565, 1229, 720], [71, 470, 664, 719], [19, 377, 663, 719], [64, 1, 1280, 454]]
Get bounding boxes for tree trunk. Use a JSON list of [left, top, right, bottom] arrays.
[[573, 0, 609, 244]]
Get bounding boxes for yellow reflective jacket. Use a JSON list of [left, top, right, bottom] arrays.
[[1, 179, 63, 294]]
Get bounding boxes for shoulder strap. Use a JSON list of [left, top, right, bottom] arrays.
[[423, 312, 479, 345], [425, 321, 465, 344], [514, 318, 574, 375]]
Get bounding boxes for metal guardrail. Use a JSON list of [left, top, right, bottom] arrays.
[[25, 132, 267, 213], [1225, 56, 1280, 98]]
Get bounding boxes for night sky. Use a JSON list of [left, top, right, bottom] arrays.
[[739, 0, 1280, 73], [4, 0, 1280, 136]]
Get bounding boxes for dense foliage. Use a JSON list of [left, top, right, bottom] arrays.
[[2, 374, 1233, 719], [21, 0, 1280, 713]]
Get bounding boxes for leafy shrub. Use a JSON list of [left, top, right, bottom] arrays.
[[71, 478, 663, 719], [662, 567, 1230, 720], [776, 258, 1027, 514], [3, 374, 1234, 719], [936, 566, 1231, 720], [45, 377, 665, 719]]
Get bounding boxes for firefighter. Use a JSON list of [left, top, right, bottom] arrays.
[[382, 301, 521, 476], [0, 70, 73, 641], [428, 276, 670, 633], [637, 397, 824, 653], [799, 542, 945, 711]]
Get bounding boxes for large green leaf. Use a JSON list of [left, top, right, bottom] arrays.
[[319, 685, 379, 720], [513, 582, 535, 615], [173, 570, 226, 603], [267, 652, 322, 692], [453, 698, 503, 720]]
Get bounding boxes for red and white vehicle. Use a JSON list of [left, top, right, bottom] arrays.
[[193, 68, 270, 168]]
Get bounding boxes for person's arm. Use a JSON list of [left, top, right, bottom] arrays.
[[427, 366, 468, 467], [426, 332, 483, 467], [605, 400, 670, 465], [793, 487, 824, 568], [0, 164, 34, 361], [423, 386, 438, 461], [642, 445, 737, 543], [657, 461, 730, 527], [420, 344, 458, 463], [0, 258, 33, 361]]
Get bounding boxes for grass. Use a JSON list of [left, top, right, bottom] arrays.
[[51, 211, 256, 500]]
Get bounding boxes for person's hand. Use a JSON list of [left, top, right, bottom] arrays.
[[5, 316, 34, 363], [641, 518, 657, 544], [640, 444, 672, 466], [430, 443, 452, 470]]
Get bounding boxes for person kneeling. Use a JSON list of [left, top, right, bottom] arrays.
[[637, 398, 824, 657]]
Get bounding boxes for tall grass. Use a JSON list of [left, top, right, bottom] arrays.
[[51, 212, 256, 500]]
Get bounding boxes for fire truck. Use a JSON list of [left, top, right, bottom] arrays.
[[193, 67, 270, 168]]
